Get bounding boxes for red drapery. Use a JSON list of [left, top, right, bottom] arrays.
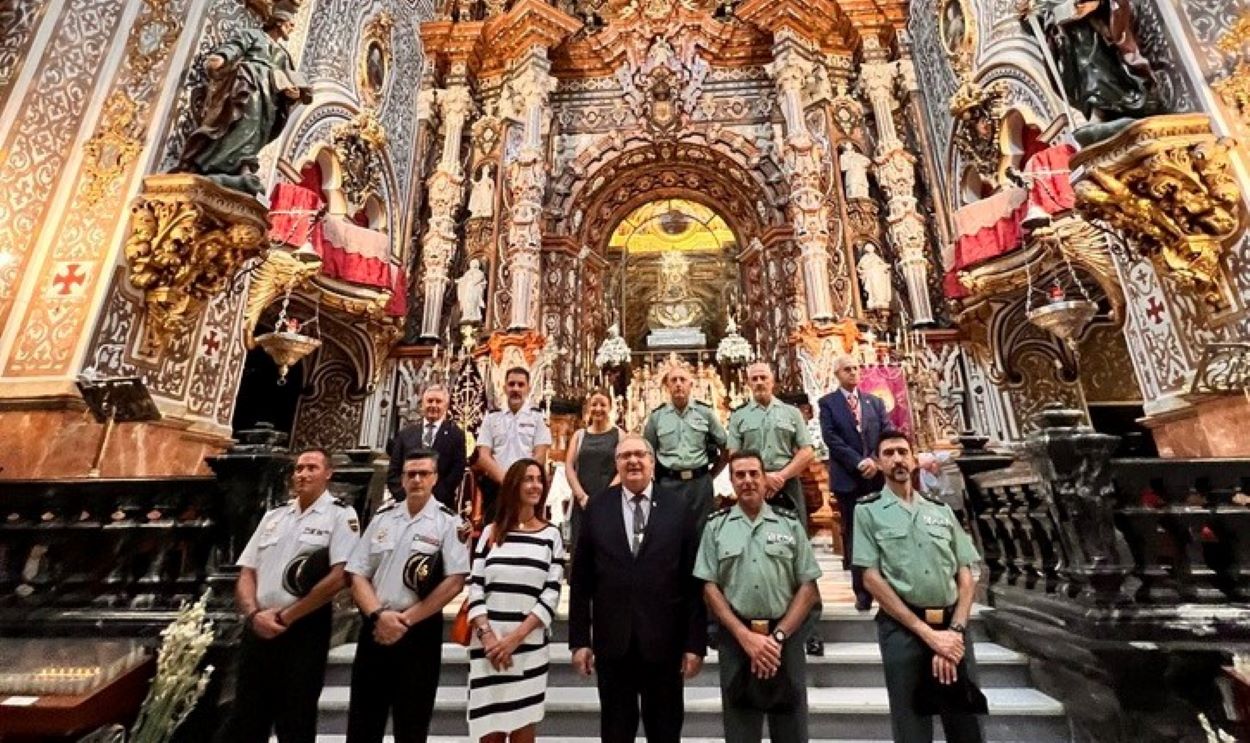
[[267, 183, 407, 317], [943, 143, 1077, 299]]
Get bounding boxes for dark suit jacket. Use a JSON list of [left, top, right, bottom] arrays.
[[386, 420, 467, 508], [818, 388, 887, 496], [569, 482, 707, 664]]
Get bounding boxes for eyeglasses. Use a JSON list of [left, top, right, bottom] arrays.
[[615, 450, 649, 460], [404, 470, 436, 479]]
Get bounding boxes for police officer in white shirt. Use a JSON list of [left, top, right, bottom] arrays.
[[216, 447, 360, 743], [475, 367, 552, 520], [345, 449, 471, 743]]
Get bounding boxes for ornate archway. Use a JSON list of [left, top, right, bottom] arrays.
[[534, 138, 806, 393]]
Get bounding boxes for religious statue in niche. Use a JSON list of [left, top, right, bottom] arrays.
[[468, 165, 495, 219], [857, 243, 893, 311], [647, 250, 705, 330], [457, 258, 487, 324], [840, 142, 873, 200], [175, 8, 312, 196], [1027, 0, 1161, 144]]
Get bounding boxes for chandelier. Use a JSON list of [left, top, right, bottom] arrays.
[[1024, 225, 1099, 352]]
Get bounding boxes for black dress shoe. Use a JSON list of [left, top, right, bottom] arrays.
[[855, 596, 874, 611], [805, 635, 824, 656]]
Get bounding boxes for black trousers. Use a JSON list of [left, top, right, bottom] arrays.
[[834, 491, 870, 603], [595, 637, 685, 743], [346, 613, 443, 743], [478, 477, 500, 525], [215, 607, 331, 743], [877, 612, 984, 743]]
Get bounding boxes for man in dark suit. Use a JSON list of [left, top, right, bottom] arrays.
[[818, 354, 887, 612], [569, 432, 707, 743], [386, 384, 466, 510]]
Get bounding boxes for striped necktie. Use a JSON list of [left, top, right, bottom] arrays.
[[631, 494, 647, 555]]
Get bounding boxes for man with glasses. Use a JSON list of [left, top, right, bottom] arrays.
[[569, 433, 707, 743], [386, 384, 467, 508], [818, 354, 887, 613]]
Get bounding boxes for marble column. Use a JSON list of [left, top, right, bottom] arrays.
[[769, 46, 836, 323], [860, 53, 933, 325], [504, 57, 557, 331], [419, 85, 475, 340]]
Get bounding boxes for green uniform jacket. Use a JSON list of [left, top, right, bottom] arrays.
[[851, 487, 979, 608], [693, 502, 822, 619], [644, 401, 727, 470]]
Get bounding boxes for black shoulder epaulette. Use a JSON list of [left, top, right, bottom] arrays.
[[332, 497, 348, 507], [375, 500, 398, 513], [919, 491, 945, 506], [649, 402, 667, 413], [694, 399, 711, 408], [439, 503, 457, 517], [859, 491, 883, 504], [708, 505, 733, 520], [771, 506, 799, 521]]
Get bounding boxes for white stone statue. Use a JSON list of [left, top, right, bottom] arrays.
[[467, 165, 495, 219], [841, 142, 872, 200], [857, 244, 893, 311], [456, 258, 487, 323]]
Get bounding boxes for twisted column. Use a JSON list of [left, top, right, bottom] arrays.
[[770, 49, 835, 323], [861, 59, 933, 324], [504, 60, 557, 330], [419, 85, 475, 339]]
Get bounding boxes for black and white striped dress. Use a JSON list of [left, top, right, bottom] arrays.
[[466, 523, 564, 739]]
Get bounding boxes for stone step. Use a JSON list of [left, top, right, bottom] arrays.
[[316, 685, 1070, 741], [325, 640, 1031, 689]]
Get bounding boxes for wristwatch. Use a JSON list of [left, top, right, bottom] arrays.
[[949, 621, 967, 634], [367, 608, 383, 622], [475, 624, 490, 640], [772, 628, 787, 644]]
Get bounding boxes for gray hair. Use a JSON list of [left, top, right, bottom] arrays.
[[615, 432, 655, 459], [421, 383, 450, 400], [833, 354, 859, 372]]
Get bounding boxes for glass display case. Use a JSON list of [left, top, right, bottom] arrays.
[[0, 638, 147, 697]]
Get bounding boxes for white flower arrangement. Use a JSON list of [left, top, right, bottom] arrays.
[[716, 317, 754, 366], [127, 592, 216, 743], [594, 324, 632, 368]]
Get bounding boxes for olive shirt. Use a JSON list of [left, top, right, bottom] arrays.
[[643, 401, 728, 470], [726, 397, 813, 472], [851, 487, 979, 608], [693, 503, 822, 619]]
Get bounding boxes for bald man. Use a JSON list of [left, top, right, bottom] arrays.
[[817, 355, 887, 612]]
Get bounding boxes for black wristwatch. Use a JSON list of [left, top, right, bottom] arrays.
[[949, 621, 967, 634], [368, 608, 383, 622], [772, 628, 787, 644]]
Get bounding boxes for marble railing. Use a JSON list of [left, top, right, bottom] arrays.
[[956, 413, 1250, 608]]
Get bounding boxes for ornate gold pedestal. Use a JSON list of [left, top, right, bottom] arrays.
[[125, 174, 269, 344], [1071, 114, 1245, 309]]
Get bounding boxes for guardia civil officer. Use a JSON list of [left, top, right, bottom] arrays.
[[643, 359, 728, 528], [345, 449, 470, 743], [726, 362, 814, 529], [695, 451, 821, 743], [216, 447, 360, 743], [853, 430, 984, 743]]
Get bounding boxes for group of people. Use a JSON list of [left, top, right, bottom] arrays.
[[215, 358, 986, 743]]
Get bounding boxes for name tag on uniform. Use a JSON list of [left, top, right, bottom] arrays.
[[923, 516, 951, 528], [302, 527, 330, 537], [766, 533, 795, 545], [414, 534, 441, 547]]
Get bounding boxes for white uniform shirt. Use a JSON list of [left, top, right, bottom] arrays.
[[346, 495, 471, 610], [477, 407, 552, 473], [237, 491, 360, 610]]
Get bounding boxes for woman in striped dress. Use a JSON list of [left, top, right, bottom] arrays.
[[466, 458, 565, 742]]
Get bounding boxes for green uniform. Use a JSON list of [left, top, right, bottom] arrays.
[[727, 398, 813, 529], [694, 503, 821, 743], [644, 401, 727, 528], [852, 488, 984, 743]]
